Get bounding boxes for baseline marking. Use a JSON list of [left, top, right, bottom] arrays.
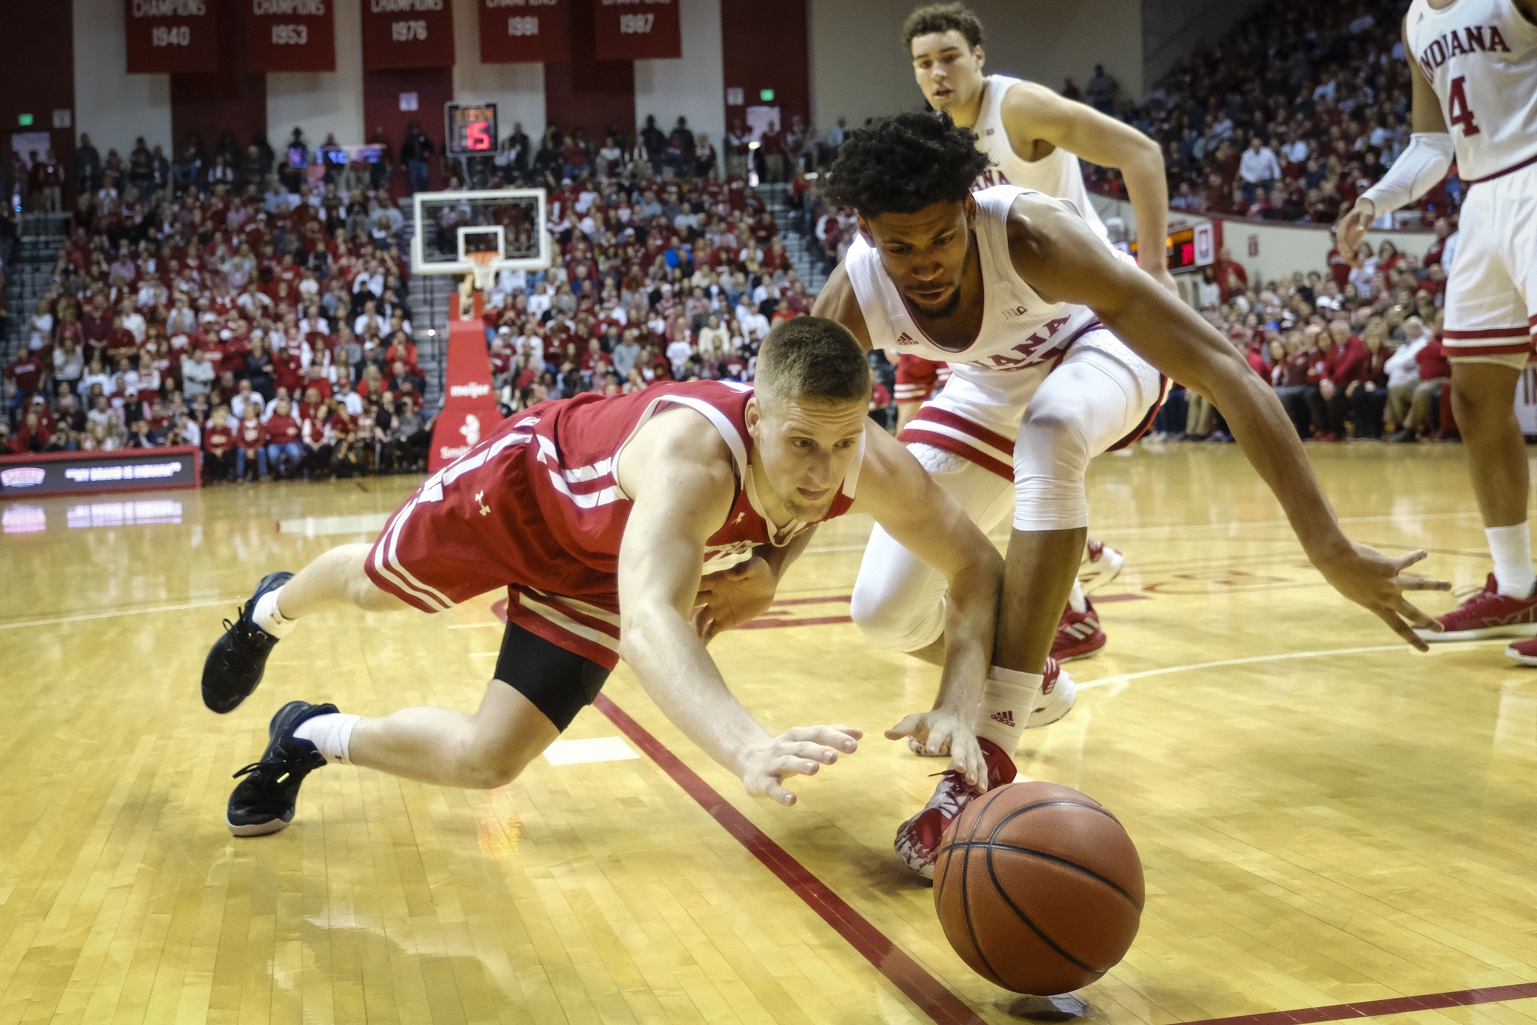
[[593, 694, 985, 1025], [1077, 640, 1508, 691], [1177, 980, 1537, 1025]]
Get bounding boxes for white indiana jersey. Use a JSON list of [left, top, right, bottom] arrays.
[[1407, 0, 1537, 182], [846, 185, 1101, 376], [970, 74, 1108, 239]]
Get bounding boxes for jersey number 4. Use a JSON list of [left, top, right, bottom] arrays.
[[1447, 76, 1481, 137]]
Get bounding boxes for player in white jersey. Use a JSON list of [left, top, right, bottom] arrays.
[[901, 2, 1175, 665], [818, 112, 1446, 877], [1337, 0, 1537, 664]]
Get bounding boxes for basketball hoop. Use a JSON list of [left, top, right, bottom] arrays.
[[466, 251, 499, 294]]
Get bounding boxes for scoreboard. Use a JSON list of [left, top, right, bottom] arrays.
[[1128, 225, 1208, 273], [445, 103, 498, 158]]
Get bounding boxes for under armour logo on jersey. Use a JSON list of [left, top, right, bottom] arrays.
[[734, 512, 747, 524], [475, 491, 490, 516], [896, 332, 918, 346], [989, 710, 1016, 727]]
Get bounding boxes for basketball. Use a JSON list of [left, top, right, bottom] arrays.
[[933, 781, 1144, 995]]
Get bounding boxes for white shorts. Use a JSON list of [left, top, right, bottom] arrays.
[[1442, 163, 1537, 369], [896, 326, 1165, 481], [850, 328, 1165, 652]]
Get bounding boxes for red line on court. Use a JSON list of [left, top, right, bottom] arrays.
[[1177, 982, 1537, 1025], [593, 694, 985, 1025]]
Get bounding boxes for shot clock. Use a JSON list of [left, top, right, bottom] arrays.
[[445, 103, 499, 158]]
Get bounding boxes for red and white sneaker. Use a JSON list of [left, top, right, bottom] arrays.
[[1025, 658, 1077, 728], [1079, 540, 1125, 596], [1417, 574, 1537, 642], [1052, 598, 1106, 662], [894, 737, 1017, 878], [1506, 638, 1537, 666]]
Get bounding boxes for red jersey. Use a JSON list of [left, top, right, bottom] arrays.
[[263, 414, 301, 444], [204, 424, 234, 453], [363, 381, 867, 668]]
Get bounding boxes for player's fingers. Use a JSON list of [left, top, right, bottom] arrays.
[[780, 740, 840, 765], [1396, 598, 1441, 631], [1393, 574, 1452, 591], [1392, 549, 1430, 572], [772, 753, 823, 778], [883, 714, 923, 741], [1377, 607, 1429, 652], [787, 724, 862, 749], [765, 782, 797, 807]]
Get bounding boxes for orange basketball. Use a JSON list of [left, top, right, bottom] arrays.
[[933, 781, 1144, 995]]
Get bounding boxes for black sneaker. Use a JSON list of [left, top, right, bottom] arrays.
[[202, 571, 293, 713], [226, 700, 337, 836]]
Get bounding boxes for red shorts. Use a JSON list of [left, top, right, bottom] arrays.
[[894, 354, 951, 404], [364, 438, 624, 669]]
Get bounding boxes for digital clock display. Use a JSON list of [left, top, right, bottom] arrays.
[[445, 103, 498, 157], [1129, 226, 1200, 272]]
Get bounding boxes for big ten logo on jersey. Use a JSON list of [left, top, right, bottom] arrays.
[[1001, 305, 1030, 321], [971, 168, 1013, 192], [960, 316, 1074, 373]]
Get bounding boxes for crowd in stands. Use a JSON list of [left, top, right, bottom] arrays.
[[1, 114, 896, 478], [1091, 0, 1453, 226], [1, 128, 437, 480], [457, 174, 824, 412], [1156, 225, 1460, 444]]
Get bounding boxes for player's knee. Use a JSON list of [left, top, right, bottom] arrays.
[[849, 582, 942, 653], [1017, 405, 1092, 478], [1013, 476, 1089, 532], [454, 751, 526, 790]]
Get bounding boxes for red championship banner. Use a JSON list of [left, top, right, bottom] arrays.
[[593, 0, 680, 60], [246, 0, 336, 72], [480, 0, 570, 63], [361, 0, 455, 70], [124, 0, 220, 74], [429, 301, 502, 471]]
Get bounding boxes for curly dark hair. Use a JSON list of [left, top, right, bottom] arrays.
[[825, 111, 991, 218], [902, 2, 984, 52]]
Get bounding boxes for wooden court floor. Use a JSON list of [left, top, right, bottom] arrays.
[[4, 442, 1537, 1025]]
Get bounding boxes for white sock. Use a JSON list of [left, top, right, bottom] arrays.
[[976, 665, 1041, 754], [1486, 523, 1536, 597], [252, 587, 297, 638], [1067, 579, 1088, 614], [294, 713, 362, 765]]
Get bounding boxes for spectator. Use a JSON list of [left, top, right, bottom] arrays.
[[1086, 64, 1118, 113], [263, 397, 303, 478], [400, 122, 435, 193]]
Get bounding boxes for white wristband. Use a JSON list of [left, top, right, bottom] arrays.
[[1359, 132, 1454, 217]]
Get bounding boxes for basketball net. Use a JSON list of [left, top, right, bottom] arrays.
[[463, 251, 499, 319]]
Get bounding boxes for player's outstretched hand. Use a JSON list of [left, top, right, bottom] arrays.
[[1333, 199, 1377, 268], [693, 556, 777, 644], [886, 710, 988, 790], [740, 724, 862, 806], [1313, 543, 1450, 651]]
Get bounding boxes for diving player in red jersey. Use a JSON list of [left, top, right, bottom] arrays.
[[201, 318, 1008, 837]]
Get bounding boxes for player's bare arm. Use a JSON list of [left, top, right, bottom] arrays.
[[847, 423, 1003, 787], [1335, 16, 1451, 266], [809, 264, 873, 351], [998, 81, 1175, 290], [615, 409, 861, 806], [1007, 195, 1451, 649]]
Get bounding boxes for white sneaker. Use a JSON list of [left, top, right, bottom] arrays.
[[1079, 540, 1125, 596], [1025, 658, 1077, 728]]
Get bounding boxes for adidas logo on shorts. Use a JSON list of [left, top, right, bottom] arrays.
[[989, 709, 1016, 727]]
